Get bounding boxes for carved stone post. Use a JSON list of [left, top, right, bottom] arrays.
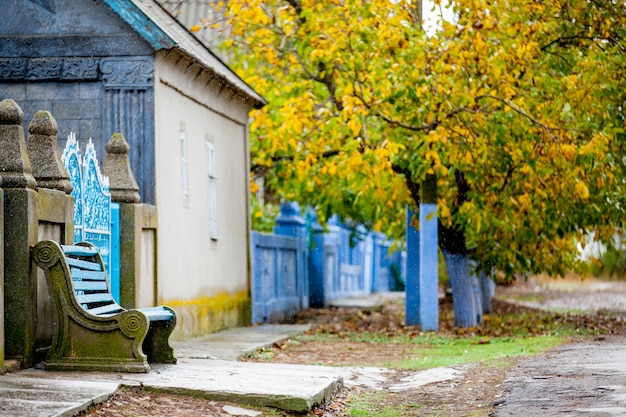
[[27, 111, 72, 194], [0, 99, 38, 366], [26, 110, 75, 359], [103, 132, 157, 309], [103, 133, 140, 204], [0, 173, 3, 370]]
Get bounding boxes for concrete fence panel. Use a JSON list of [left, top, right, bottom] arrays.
[[251, 232, 302, 324]]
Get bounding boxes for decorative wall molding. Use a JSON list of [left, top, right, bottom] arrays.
[[100, 57, 154, 89], [26, 58, 63, 80], [0, 58, 27, 80], [62, 58, 100, 80], [0, 57, 100, 81], [0, 56, 153, 84]]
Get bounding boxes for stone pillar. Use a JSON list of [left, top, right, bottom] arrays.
[[103, 133, 156, 309], [26, 110, 75, 360], [405, 174, 439, 331], [0, 99, 38, 366], [274, 202, 309, 309], [26, 110, 72, 194], [102, 133, 140, 204], [0, 173, 4, 370], [117, 204, 157, 309]]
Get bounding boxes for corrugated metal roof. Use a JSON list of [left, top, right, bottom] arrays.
[[157, 0, 223, 50], [104, 0, 265, 108]]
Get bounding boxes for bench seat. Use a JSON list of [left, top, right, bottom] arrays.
[[32, 240, 177, 373]]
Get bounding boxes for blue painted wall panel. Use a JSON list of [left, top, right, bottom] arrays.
[[110, 203, 121, 303], [254, 204, 406, 316], [251, 232, 303, 324]]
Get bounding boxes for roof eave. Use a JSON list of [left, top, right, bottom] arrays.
[[104, 0, 266, 109]]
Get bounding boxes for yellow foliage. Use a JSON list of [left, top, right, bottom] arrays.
[[560, 144, 577, 160], [574, 181, 590, 200], [218, 0, 626, 276]]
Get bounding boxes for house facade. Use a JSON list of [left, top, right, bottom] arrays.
[[0, 0, 264, 339]]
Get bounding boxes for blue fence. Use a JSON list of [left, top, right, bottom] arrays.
[[251, 202, 403, 324], [251, 232, 305, 324], [62, 133, 121, 302]]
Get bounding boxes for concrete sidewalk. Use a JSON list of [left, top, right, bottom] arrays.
[[0, 324, 342, 417], [0, 293, 464, 417], [0, 315, 464, 417]]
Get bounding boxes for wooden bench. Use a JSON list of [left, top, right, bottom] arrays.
[[32, 240, 176, 373]]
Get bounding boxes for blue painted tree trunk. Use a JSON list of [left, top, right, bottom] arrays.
[[405, 206, 439, 330], [443, 251, 480, 327], [479, 270, 496, 313], [472, 274, 484, 324], [308, 211, 327, 307]]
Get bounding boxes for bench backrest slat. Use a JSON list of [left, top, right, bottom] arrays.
[[76, 293, 116, 305], [88, 303, 125, 316], [71, 268, 107, 281], [73, 280, 108, 291], [60, 245, 114, 316], [61, 245, 99, 257], [66, 257, 102, 271]]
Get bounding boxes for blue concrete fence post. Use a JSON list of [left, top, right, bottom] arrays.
[[389, 250, 404, 291], [371, 232, 386, 292], [274, 201, 309, 309]]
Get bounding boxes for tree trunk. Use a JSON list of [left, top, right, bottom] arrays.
[[443, 251, 480, 327], [479, 270, 495, 314]]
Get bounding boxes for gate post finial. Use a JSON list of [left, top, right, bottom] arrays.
[[0, 99, 36, 189], [27, 110, 73, 194], [103, 133, 141, 203]]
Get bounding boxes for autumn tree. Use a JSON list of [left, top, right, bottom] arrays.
[[200, 0, 626, 326]]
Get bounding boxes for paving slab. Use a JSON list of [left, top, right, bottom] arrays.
[[0, 374, 118, 417], [12, 359, 343, 414], [172, 324, 311, 361], [0, 324, 340, 417]]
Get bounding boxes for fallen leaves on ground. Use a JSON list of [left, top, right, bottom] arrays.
[[289, 295, 626, 340]]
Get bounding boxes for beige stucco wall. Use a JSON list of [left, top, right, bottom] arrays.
[[153, 49, 253, 338]]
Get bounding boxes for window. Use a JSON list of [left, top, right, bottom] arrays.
[[179, 122, 189, 203], [206, 140, 218, 240]]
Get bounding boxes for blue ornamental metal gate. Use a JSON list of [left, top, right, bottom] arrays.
[[62, 133, 121, 302]]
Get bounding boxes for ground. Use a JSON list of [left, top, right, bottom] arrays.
[[82, 275, 626, 417]]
